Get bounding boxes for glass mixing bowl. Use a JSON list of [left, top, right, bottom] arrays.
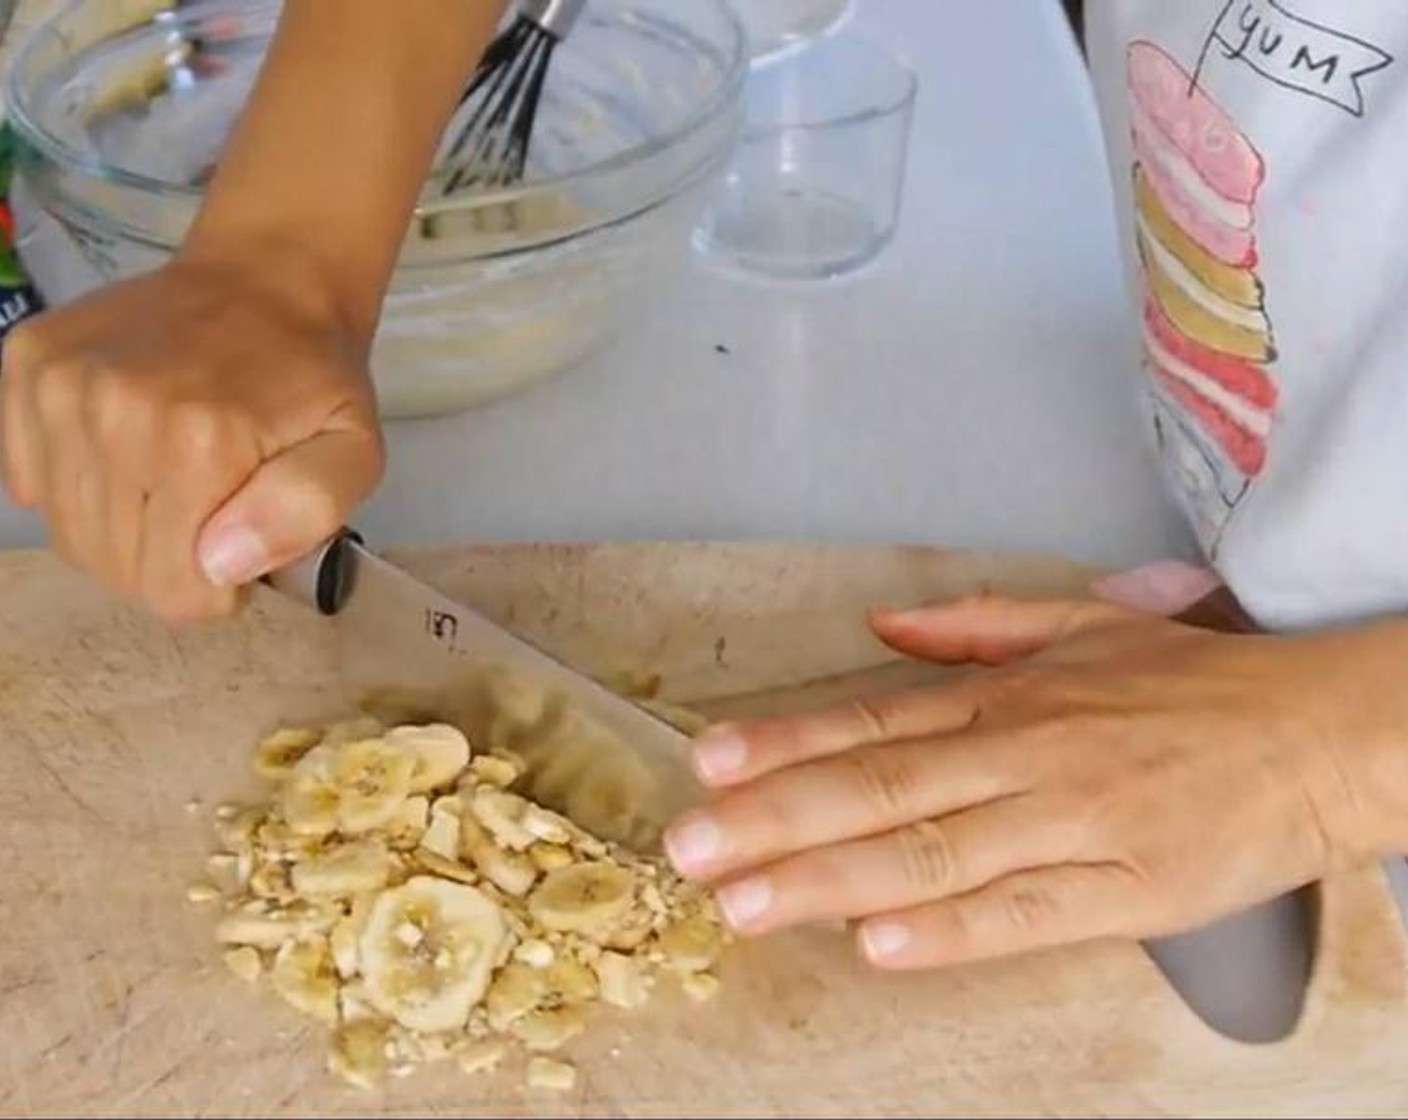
[[5, 0, 747, 418]]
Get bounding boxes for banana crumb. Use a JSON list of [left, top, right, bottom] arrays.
[[186, 881, 222, 904], [457, 1038, 507, 1075], [526, 1056, 577, 1092], [222, 946, 262, 984], [681, 971, 721, 1004]]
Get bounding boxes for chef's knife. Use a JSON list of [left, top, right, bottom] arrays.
[[265, 531, 703, 852]]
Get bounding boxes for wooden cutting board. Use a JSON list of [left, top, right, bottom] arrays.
[[3, 542, 1408, 1118]]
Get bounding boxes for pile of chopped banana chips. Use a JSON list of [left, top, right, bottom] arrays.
[[189, 705, 728, 1093]]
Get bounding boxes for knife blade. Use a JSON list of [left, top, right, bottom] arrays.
[[266, 533, 703, 852]]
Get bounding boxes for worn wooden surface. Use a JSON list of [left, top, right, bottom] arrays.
[[2, 543, 1408, 1118]]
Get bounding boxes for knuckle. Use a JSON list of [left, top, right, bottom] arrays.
[[897, 821, 958, 893], [847, 694, 904, 741], [985, 665, 1041, 701], [166, 400, 230, 457], [32, 362, 84, 421], [1, 319, 44, 372], [87, 364, 145, 442], [1002, 883, 1062, 933], [846, 747, 922, 820]]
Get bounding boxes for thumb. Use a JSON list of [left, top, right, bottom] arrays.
[[868, 594, 1130, 666], [195, 428, 384, 587]]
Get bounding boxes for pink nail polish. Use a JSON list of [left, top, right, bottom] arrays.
[[861, 921, 911, 961], [717, 877, 773, 930], [664, 813, 724, 875], [693, 729, 748, 783]]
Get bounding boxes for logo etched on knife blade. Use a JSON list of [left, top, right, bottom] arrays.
[[425, 608, 461, 650]]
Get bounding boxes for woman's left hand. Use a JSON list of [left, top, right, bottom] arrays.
[[664, 595, 1408, 970]]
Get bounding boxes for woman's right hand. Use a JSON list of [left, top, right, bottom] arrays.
[[0, 251, 385, 625]]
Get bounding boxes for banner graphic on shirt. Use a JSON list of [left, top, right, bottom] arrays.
[[1198, 0, 1393, 117], [1126, 40, 1280, 555]]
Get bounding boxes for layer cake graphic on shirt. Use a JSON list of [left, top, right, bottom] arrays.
[[1126, 40, 1280, 551]]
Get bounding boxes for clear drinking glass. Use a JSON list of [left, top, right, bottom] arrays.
[[695, 31, 918, 280], [729, 0, 853, 58]]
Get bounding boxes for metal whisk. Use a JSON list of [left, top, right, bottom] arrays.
[[440, 0, 587, 197]]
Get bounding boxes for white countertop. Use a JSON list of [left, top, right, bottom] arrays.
[[0, 0, 1194, 568]]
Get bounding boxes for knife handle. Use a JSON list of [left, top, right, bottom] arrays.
[[261, 528, 363, 616]]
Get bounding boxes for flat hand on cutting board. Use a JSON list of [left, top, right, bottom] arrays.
[[665, 596, 1408, 970], [0, 258, 383, 624]]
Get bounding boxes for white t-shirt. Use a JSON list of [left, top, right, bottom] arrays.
[[1084, 1, 1408, 631]]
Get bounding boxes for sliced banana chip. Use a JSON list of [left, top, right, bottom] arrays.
[[467, 754, 522, 790], [415, 848, 480, 886], [186, 881, 221, 904], [511, 1006, 586, 1053], [654, 915, 724, 973], [468, 841, 539, 898], [513, 939, 555, 969], [214, 806, 264, 852], [457, 1037, 507, 1076], [329, 893, 376, 980], [681, 971, 721, 1004], [546, 956, 599, 1005], [255, 728, 322, 781], [339, 983, 377, 1023], [528, 843, 574, 873], [526, 1056, 577, 1092], [249, 861, 294, 903], [293, 839, 392, 897], [271, 937, 340, 1025], [284, 739, 416, 837], [520, 805, 573, 845], [594, 950, 653, 1010], [485, 961, 548, 1031], [383, 796, 431, 850], [419, 800, 462, 860], [386, 724, 472, 795], [215, 902, 339, 949], [360, 877, 507, 1034], [470, 788, 538, 851], [329, 1020, 390, 1091], [602, 908, 654, 952], [528, 862, 635, 936], [222, 946, 262, 984]]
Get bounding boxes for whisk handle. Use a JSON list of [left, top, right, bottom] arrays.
[[519, 0, 588, 40]]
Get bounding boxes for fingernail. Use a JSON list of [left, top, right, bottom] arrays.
[[717, 877, 773, 930], [861, 921, 911, 962], [692, 728, 748, 784], [1090, 561, 1221, 617], [664, 812, 725, 875], [198, 520, 270, 587]]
